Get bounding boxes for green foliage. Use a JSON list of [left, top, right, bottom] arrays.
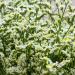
[[0, 0, 75, 75]]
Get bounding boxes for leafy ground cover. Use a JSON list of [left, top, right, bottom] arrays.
[[0, 0, 75, 75]]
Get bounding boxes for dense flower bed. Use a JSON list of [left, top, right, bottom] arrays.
[[0, 0, 75, 75]]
